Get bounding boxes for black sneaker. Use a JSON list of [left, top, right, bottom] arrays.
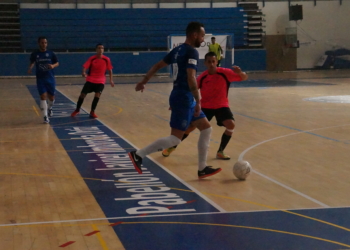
[[48, 108, 53, 117], [198, 166, 222, 179], [128, 150, 143, 174], [43, 116, 50, 124]]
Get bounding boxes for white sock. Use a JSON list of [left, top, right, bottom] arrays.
[[198, 127, 212, 171], [40, 100, 48, 117], [48, 99, 54, 110], [137, 135, 181, 158]]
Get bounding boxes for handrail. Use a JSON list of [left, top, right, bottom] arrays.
[[0, 0, 344, 7]]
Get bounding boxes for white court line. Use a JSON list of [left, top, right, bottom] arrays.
[[2, 204, 350, 228], [0, 122, 102, 131], [0, 98, 35, 100], [239, 123, 350, 208], [0, 212, 231, 228], [0, 212, 224, 227], [57, 89, 226, 213]]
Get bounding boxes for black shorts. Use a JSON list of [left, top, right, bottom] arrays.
[[202, 107, 235, 127], [81, 81, 105, 94]]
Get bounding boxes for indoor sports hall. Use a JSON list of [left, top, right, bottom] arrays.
[[1, 0, 350, 249]]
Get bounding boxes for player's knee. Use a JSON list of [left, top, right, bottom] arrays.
[[40, 93, 47, 100], [196, 118, 211, 131], [225, 120, 235, 130], [186, 124, 196, 133]]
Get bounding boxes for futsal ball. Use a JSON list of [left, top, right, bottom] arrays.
[[233, 161, 252, 180]]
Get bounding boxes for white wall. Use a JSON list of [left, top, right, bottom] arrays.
[[258, 1, 350, 69]]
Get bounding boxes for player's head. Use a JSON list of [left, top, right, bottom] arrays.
[[186, 22, 205, 48], [204, 52, 218, 72], [95, 43, 104, 55], [37, 36, 47, 51], [211, 37, 216, 44]]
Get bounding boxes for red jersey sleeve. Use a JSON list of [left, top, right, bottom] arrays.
[[221, 68, 242, 82], [104, 56, 113, 70], [83, 56, 95, 69]]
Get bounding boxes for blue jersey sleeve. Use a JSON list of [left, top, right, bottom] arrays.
[[163, 50, 174, 65], [186, 48, 199, 71], [51, 51, 58, 64], [30, 51, 36, 63]]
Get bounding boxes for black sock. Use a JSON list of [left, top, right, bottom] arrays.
[[218, 133, 231, 152], [76, 97, 84, 111], [91, 97, 100, 112], [174, 133, 189, 148]]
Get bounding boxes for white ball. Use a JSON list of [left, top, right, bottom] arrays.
[[233, 160, 252, 180]]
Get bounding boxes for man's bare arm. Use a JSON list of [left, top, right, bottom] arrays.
[[135, 60, 168, 92], [27, 62, 35, 74], [232, 66, 248, 81], [187, 68, 200, 103]]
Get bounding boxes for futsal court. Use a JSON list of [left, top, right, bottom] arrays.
[[1, 69, 350, 249]]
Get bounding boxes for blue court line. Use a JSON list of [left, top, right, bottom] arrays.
[[27, 85, 223, 214], [234, 112, 350, 144], [25, 85, 350, 250]]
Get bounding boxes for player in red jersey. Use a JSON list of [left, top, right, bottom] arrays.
[[162, 51, 248, 160], [71, 44, 114, 118]]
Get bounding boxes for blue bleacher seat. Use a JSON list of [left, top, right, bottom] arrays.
[[20, 8, 248, 50]]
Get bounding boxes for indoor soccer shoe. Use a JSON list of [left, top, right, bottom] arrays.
[[128, 150, 143, 174], [43, 116, 50, 124], [90, 111, 98, 118], [216, 151, 231, 160], [48, 108, 53, 117], [71, 110, 79, 117], [198, 166, 222, 179], [162, 147, 176, 157]]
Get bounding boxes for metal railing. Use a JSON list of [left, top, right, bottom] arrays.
[[0, 0, 345, 5]]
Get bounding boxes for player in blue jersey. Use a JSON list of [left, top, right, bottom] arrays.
[[28, 37, 59, 123], [128, 22, 222, 179]]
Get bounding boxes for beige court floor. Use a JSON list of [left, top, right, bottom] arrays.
[[0, 69, 350, 249]]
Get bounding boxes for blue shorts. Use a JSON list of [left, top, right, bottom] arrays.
[[36, 78, 56, 96], [170, 105, 206, 131]]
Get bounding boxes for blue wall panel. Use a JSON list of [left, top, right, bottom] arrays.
[[235, 49, 266, 71], [0, 52, 168, 77], [0, 49, 266, 77]]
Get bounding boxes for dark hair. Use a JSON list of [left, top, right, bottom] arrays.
[[186, 22, 204, 37], [37, 36, 47, 43], [211, 37, 216, 40], [205, 52, 217, 60], [96, 43, 104, 48]]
